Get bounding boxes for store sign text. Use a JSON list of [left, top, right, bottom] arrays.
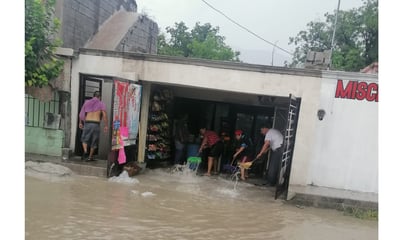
[[335, 80, 378, 102]]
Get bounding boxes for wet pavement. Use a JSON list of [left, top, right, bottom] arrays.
[[25, 162, 378, 240]]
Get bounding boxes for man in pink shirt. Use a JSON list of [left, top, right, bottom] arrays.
[[198, 126, 223, 176], [78, 91, 108, 161]]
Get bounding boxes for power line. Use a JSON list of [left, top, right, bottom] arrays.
[[200, 0, 294, 56]]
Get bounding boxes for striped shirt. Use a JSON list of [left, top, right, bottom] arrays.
[[203, 130, 221, 147]]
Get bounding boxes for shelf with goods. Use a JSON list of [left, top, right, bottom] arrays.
[[145, 89, 173, 162]]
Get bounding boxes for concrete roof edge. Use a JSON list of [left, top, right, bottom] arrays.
[[321, 70, 378, 82], [56, 47, 74, 57], [78, 48, 323, 78]]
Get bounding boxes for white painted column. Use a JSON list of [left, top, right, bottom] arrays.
[[137, 82, 151, 162]]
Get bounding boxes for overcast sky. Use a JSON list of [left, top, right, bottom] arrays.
[[137, 0, 364, 66]]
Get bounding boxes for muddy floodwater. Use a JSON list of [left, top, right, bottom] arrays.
[[25, 162, 378, 240]]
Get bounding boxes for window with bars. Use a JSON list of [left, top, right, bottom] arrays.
[[25, 92, 60, 127]]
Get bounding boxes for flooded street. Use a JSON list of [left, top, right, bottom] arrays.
[[26, 162, 377, 240]]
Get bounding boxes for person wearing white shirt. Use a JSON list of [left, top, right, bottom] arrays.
[[256, 123, 284, 186]]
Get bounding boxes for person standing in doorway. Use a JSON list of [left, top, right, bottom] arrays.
[[173, 114, 190, 165], [255, 123, 283, 186], [198, 126, 224, 176], [79, 91, 109, 161]]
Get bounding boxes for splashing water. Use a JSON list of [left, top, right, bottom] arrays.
[[108, 170, 139, 184], [169, 163, 199, 180], [216, 187, 240, 198], [232, 171, 240, 191], [141, 191, 156, 197]]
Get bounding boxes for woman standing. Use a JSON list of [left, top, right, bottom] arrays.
[[198, 126, 224, 176]]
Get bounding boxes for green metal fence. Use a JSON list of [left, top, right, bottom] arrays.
[[25, 92, 60, 127]]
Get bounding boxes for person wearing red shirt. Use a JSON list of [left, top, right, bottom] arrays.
[[198, 127, 224, 176]]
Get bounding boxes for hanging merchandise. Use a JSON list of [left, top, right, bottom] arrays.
[[116, 126, 129, 164], [112, 119, 121, 149], [112, 81, 129, 150], [112, 81, 143, 150], [126, 84, 142, 145], [146, 88, 173, 162], [118, 147, 126, 164], [109, 80, 143, 170]]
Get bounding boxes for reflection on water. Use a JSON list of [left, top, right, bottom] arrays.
[[26, 165, 378, 240]]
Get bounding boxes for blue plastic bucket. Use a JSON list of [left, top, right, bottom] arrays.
[[187, 144, 200, 158]]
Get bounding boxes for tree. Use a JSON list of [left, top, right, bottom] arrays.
[[25, 0, 64, 87], [158, 22, 240, 61], [287, 0, 378, 71]]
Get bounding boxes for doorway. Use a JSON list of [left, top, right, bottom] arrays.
[[145, 84, 301, 199], [74, 74, 114, 160], [75, 75, 103, 157], [170, 96, 294, 179]]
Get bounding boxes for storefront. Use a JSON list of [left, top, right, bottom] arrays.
[[69, 49, 378, 200]]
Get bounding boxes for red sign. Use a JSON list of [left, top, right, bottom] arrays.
[[335, 80, 378, 102]]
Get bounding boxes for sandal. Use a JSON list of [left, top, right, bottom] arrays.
[[85, 156, 95, 162]]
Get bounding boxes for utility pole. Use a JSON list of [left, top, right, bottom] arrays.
[[328, 0, 341, 70], [271, 40, 279, 66]]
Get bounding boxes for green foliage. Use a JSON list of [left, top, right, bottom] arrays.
[[25, 0, 64, 87], [158, 22, 240, 61], [288, 0, 378, 71]]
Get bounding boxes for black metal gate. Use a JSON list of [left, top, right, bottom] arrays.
[[275, 94, 300, 199]]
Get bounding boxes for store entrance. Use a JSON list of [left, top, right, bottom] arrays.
[[169, 97, 290, 179], [145, 84, 301, 199]]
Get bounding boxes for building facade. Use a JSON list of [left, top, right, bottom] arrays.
[[62, 49, 378, 201]]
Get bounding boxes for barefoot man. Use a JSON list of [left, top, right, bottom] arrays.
[[78, 91, 108, 161], [198, 126, 223, 176]]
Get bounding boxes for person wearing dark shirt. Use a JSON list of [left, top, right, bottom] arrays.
[[233, 130, 254, 180], [173, 114, 190, 165]]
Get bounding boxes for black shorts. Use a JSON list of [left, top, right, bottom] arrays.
[[208, 141, 223, 158]]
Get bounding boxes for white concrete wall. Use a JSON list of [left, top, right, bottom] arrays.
[[70, 53, 323, 188], [308, 72, 378, 193]]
